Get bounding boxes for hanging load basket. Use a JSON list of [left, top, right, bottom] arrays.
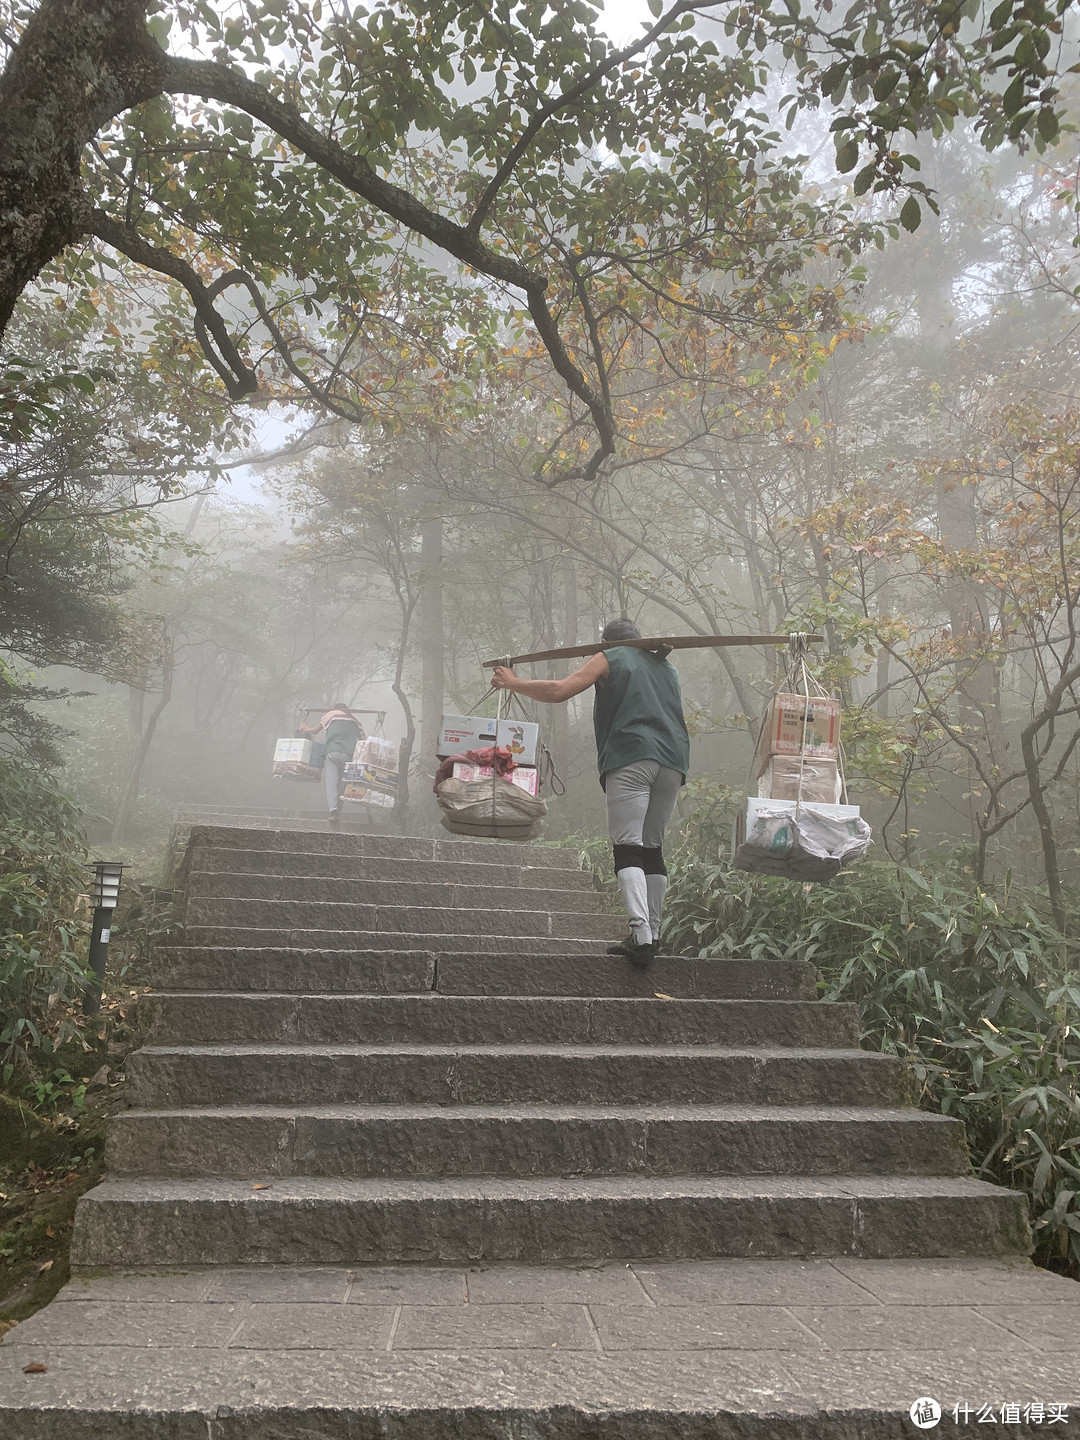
[[733, 632, 872, 882], [432, 677, 561, 841], [436, 770, 547, 841]]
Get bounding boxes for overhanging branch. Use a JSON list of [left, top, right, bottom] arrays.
[[89, 210, 258, 399]]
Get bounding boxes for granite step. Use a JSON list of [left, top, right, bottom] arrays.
[[149, 948, 815, 1000], [137, 994, 859, 1048], [178, 926, 618, 954], [125, 1044, 910, 1109], [70, 1174, 1030, 1269], [182, 873, 610, 913], [181, 898, 624, 940], [187, 846, 597, 889], [183, 825, 583, 871], [105, 1103, 969, 1180]]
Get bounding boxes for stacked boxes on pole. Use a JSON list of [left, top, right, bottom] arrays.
[[752, 693, 841, 805], [343, 736, 399, 810]]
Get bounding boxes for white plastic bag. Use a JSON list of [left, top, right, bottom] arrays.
[[436, 775, 547, 842], [734, 800, 872, 882]]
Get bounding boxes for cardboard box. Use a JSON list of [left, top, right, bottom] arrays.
[[274, 737, 313, 765], [753, 693, 841, 776], [357, 736, 398, 771], [452, 762, 539, 797], [343, 783, 394, 808], [273, 736, 323, 778], [437, 714, 498, 758], [343, 762, 398, 795], [758, 754, 840, 804], [496, 719, 539, 767]]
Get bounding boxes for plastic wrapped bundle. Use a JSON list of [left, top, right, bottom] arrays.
[[436, 775, 547, 841], [733, 799, 872, 882]]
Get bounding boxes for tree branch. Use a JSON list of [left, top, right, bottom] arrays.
[[464, 0, 705, 238], [158, 53, 614, 481], [89, 210, 258, 399]]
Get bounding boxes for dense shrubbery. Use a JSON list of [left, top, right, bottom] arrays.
[[580, 782, 1080, 1277], [0, 757, 91, 1067]]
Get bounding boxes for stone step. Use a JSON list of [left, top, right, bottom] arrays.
[[125, 1043, 906, 1109], [182, 897, 623, 940], [139, 994, 859, 1048], [434, 953, 816, 1000], [183, 873, 610, 914], [6, 1258, 1075, 1437], [152, 947, 439, 994], [105, 1103, 969, 1180], [188, 845, 597, 889], [71, 1174, 1030, 1268], [150, 948, 814, 1001], [179, 926, 617, 954], [185, 824, 582, 871]]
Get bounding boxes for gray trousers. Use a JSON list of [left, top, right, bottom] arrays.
[[604, 761, 681, 945], [324, 753, 346, 813], [605, 760, 682, 847]]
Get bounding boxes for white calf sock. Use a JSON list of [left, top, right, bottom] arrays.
[[617, 867, 651, 945], [646, 873, 668, 946]]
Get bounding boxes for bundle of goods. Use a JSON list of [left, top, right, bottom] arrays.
[[433, 711, 545, 841], [733, 636, 871, 882], [343, 735, 399, 809], [271, 736, 325, 782]]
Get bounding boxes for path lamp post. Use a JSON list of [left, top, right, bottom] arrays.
[[83, 860, 124, 1016]]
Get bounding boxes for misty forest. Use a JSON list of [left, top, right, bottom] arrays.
[[3, 0, 1080, 1327]]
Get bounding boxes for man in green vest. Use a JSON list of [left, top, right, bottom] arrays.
[[492, 618, 690, 965]]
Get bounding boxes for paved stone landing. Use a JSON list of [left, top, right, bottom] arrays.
[[2, 1259, 1078, 1437]]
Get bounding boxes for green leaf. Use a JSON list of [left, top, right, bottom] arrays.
[[1037, 106, 1059, 142], [899, 194, 921, 232], [836, 138, 860, 173]]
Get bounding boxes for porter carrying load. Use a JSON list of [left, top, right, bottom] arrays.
[[484, 620, 825, 964]]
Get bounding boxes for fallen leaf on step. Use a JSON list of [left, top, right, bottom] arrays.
[[653, 992, 674, 1001], [22, 1363, 47, 1374], [37, 1260, 53, 1274], [251, 1183, 272, 1191]]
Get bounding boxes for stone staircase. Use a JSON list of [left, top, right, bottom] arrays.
[[71, 823, 1028, 1271], [10, 821, 1076, 1439]]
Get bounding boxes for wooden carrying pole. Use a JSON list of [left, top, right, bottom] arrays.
[[482, 634, 823, 669]]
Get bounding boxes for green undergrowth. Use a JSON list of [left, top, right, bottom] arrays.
[[576, 782, 1080, 1278], [0, 758, 175, 1331]]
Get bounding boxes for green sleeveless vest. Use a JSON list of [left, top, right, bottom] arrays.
[[592, 646, 690, 787]]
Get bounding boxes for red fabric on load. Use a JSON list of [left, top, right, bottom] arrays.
[[433, 745, 516, 792]]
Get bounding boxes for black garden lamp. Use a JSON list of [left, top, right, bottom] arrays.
[[83, 860, 124, 1016]]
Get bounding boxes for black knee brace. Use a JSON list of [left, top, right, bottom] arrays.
[[641, 846, 667, 877], [612, 843, 648, 874]]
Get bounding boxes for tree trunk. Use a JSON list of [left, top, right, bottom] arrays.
[[0, 0, 165, 332], [419, 506, 443, 761], [111, 644, 173, 844], [1021, 721, 1065, 932], [391, 595, 418, 834]]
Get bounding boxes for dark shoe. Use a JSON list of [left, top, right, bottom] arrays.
[[606, 935, 657, 967], [328, 807, 341, 823]]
